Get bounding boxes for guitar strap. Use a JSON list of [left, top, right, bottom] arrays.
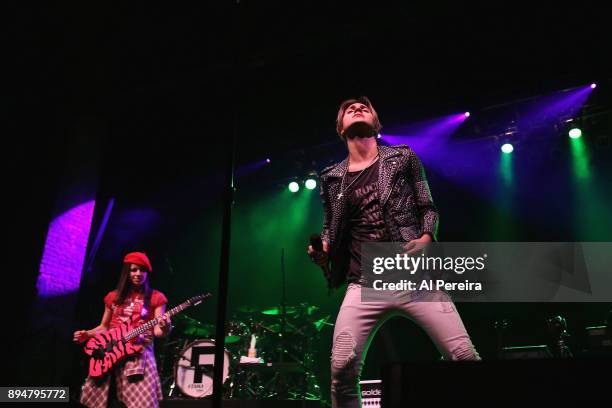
[[143, 287, 152, 316]]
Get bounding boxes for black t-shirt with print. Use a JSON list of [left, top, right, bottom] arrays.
[[344, 159, 388, 283]]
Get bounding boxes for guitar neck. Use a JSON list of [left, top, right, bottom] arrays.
[[124, 295, 207, 341]]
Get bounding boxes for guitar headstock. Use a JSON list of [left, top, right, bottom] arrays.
[[187, 292, 212, 306]]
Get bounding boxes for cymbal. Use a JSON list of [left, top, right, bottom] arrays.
[[174, 314, 206, 327], [314, 315, 333, 331], [236, 305, 260, 314], [181, 327, 244, 344], [183, 325, 214, 337], [302, 305, 320, 315], [261, 306, 298, 316], [258, 323, 296, 334], [225, 335, 242, 344], [235, 303, 321, 318]]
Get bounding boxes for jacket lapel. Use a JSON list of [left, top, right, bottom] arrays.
[[378, 145, 402, 207], [324, 158, 348, 179]]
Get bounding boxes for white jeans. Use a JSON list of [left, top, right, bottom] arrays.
[[331, 283, 480, 408]]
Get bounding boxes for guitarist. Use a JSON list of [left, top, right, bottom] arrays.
[[73, 252, 172, 408]]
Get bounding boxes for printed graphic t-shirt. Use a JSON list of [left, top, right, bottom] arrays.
[[104, 289, 168, 329], [345, 159, 388, 283]]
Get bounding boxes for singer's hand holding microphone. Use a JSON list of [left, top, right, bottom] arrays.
[[308, 234, 329, 267]]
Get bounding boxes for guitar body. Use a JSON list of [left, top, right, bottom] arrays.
[[84, 316, 144, 378]]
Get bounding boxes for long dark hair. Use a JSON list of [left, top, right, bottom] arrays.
[[114, 263, 153, 312]]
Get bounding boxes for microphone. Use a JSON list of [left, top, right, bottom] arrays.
[[310, 234, 323, 252], [310, 234, 331, 280]]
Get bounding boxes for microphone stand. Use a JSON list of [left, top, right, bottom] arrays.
[[280, 248, 286, 363], [271, 248, 290, 399]]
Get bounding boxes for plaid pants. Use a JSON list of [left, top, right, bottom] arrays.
[[80, 344, 163, 408]]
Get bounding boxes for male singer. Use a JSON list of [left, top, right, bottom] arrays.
[[308, 96, 480, 408]]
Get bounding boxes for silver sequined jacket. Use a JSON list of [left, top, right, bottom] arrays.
[[319, 144, 439, 289]]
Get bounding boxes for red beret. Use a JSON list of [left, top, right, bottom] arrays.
[[123, 252, 152, 272]]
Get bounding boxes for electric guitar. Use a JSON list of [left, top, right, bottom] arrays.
[[83, 293, 211, 378]]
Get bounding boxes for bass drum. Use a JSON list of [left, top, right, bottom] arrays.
[[175, 339, 230, 398]]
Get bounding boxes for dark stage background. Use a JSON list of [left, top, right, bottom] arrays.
[[8, 2, 612, 405]]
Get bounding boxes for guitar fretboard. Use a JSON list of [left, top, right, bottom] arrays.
[[124, 294, 209, 341]]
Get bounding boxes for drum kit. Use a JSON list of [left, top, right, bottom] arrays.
[[157, 302, 332, 400]]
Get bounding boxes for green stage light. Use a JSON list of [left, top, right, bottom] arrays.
[[501, 143, 514, 154], [288, 181, 300, 193], [569, 128, 582, 139], [305, 178, 317, 190]]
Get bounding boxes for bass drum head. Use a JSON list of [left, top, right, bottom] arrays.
[[175, 339, 230, 398]]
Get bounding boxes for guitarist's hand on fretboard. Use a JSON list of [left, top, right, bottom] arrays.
[[156, 313, 172, 336]]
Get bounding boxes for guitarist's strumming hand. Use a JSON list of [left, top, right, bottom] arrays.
[[73, 330, 90, 344], [73, 325, 107, 344], [137, 331, 154, 345]]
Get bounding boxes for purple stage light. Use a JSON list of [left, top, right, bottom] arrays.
[[464, 112, 471, 118], [237, 158, 271, 178], [515, 85, 596, 136], [37, 200, 96, 297], [590, 83, 597, 89], [382, 113, 470, 158]]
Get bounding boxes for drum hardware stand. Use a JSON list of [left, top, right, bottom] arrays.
[[165, 338, 194, 398], [547, 315, 573, 358], [168, 380, 177, 398], [159, 338, 187, 398], [279, 248, 287, 364], [494, 319, 510, 359], [275, 248, 322, 400], [220, 248, 326, 400]]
